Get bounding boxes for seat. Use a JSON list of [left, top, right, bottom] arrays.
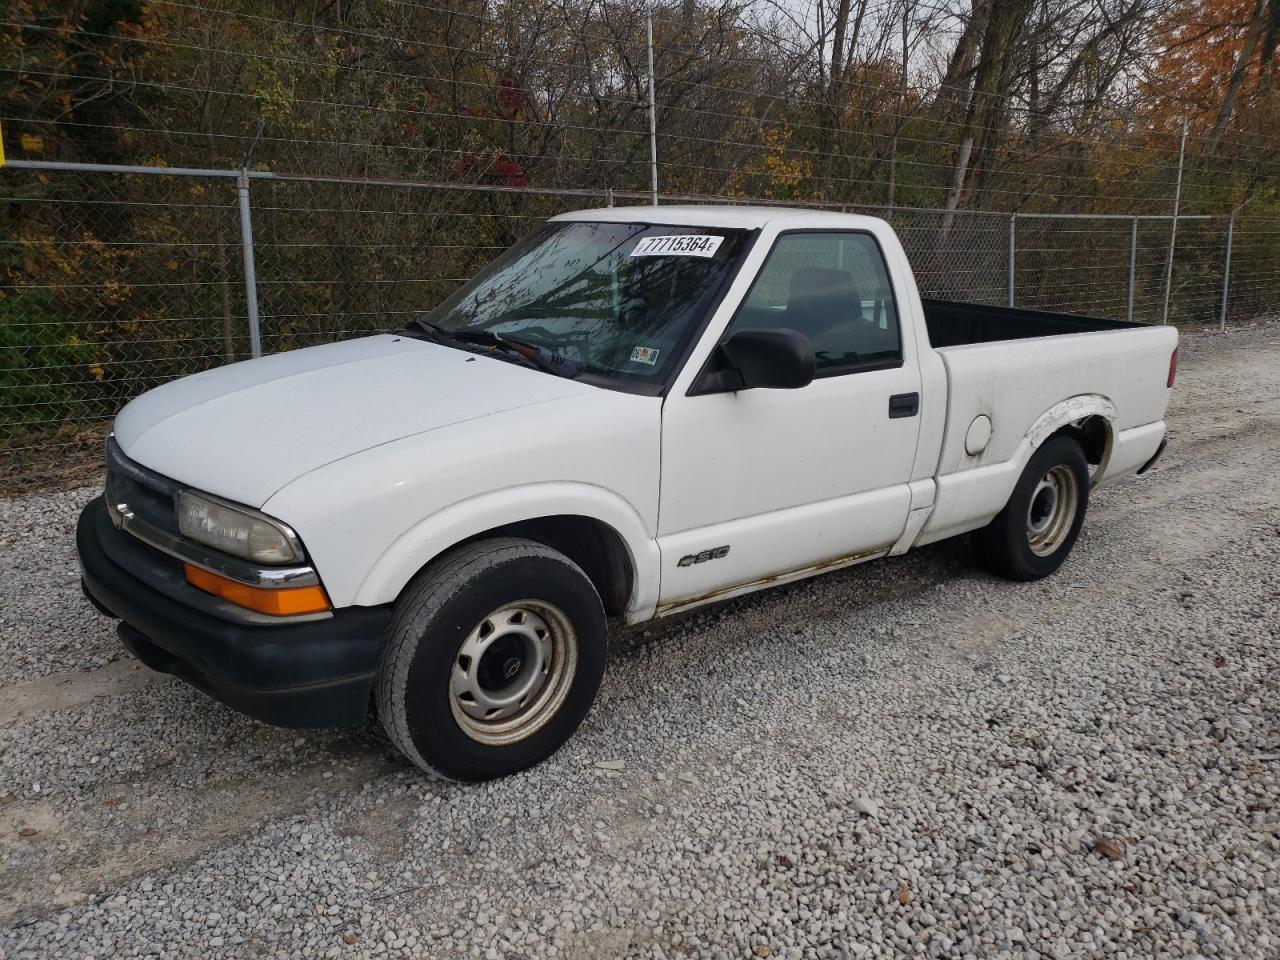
[[783, 267, 862, 359], [783, 267, 902, 363]]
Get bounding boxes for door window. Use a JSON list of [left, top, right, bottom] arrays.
[[727, 232, 901, 373]]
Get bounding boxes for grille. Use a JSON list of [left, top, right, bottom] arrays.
[[105, 438, 181, 536]]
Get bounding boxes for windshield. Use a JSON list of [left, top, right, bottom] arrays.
[[419, 220, 750, 384]]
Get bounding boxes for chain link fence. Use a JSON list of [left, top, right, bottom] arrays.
[[0, 160, 1272, 491], [247, 177, 607, 355], [2, 167, 245, 487]]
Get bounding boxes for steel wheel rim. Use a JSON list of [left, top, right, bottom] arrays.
[[448, 600, 578, 746], [1026, 464, 1079, 557]]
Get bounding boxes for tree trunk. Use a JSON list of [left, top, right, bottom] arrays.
[[941, 134, 973, 238], [838, 0, 870, 94], [943, 0, 1035, 215], [829, 0, 853, 101], [934, 0, 991, 125], [1256, 0, 1280, 97], [1208, 0, 1269, 153]]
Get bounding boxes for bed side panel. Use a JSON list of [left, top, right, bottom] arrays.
[[933, 325, 1177, 478]]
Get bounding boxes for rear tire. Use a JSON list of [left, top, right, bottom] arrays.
[[972, 435, 1089, 581], [376, 538, 607, 781]]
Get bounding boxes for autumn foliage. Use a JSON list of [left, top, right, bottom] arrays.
[[1, 0, 1278, 479]]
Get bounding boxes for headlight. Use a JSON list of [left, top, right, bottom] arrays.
[[177, 491, 300, 565]]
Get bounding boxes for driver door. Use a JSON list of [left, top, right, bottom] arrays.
[[656, 230, 922, 611]]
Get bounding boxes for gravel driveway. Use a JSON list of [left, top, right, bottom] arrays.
[[1, 323, 1277, 960]]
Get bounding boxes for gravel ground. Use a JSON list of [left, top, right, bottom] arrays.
[[1, 322, 1277, 960]]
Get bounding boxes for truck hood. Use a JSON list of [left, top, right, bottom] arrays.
[[113, 335, 596, 506]]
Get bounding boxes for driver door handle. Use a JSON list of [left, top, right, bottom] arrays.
[[888, 392, 919, 419]]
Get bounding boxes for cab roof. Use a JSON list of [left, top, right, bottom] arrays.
[[551, 203, 887, 232]]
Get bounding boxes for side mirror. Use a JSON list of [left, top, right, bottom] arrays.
[[692, 328, 816, 394]]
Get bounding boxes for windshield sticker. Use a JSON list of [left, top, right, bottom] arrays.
[[630, 235, 724, 258], [630, 346, 660, 366]]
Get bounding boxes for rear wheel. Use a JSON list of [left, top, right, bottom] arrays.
[[376, 538, 607, 781], [973, 435, 1089, 581]]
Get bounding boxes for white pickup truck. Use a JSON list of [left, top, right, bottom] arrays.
[[78, 206, 1177, 780]]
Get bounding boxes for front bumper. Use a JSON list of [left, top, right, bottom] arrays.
[[77, 496, 392, 728]]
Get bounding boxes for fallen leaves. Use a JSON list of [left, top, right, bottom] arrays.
[[1093, 836, 1126, 861]]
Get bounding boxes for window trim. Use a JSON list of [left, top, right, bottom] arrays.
[[692, 227, 905, 392]]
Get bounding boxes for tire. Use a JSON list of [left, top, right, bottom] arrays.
[[972, 435, 1090, 581], [376, 537, 607, 781]]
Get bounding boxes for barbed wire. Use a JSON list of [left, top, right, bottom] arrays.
[[2, 0, 1276, 492], [9, 4, 1271, 178]]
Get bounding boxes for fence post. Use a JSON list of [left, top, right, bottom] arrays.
[[1007, 213, 1016, 307], [1218, 215, 1234, 332], [1161, 120, 1188, 325], [236, 170, 263, 358], [1127, 217, 1137, 322], [646, 8, 658, 205]]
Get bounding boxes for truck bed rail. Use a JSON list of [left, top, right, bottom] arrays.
[[922, 299, 1138, 349]]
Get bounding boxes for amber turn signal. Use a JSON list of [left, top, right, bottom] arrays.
[[184, 564, 331, 616]]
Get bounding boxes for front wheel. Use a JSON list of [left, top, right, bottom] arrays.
[[376, 538, 607, 781], [972, 435, 1090, 581]]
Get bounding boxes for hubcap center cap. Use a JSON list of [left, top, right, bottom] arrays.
[[476, 634, 533, 693]]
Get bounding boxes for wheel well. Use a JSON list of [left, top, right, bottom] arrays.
[[454, 516, 635, 617], [1052, 415, 1111, 466]]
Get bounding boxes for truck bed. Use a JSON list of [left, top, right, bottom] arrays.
[[915, 307, 1176, 547], [922, 299, 1137, 348]]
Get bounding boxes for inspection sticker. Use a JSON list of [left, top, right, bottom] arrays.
[[629, 346, 660, 365], [630, 234, 724, 258]]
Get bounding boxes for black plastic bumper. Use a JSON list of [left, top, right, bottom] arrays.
[[77, 497, 392, 728]]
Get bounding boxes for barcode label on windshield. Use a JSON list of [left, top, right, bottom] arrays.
[[630, 234, 724, 258]]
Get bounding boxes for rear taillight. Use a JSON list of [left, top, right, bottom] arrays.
[[1167, 347, 1178, 388]]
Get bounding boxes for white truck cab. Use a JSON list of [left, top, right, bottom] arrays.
[[78, 206, 1177, 780]]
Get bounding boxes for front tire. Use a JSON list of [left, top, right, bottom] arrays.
[[972, 435, 1090, 581], [376, 538, 607, 781]]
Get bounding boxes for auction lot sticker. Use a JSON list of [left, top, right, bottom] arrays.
[[630, 234, 724, 258]]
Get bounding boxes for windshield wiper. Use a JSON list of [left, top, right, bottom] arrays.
[[453, 330, 580, 378], [403, 317, 453, 344], [403, 319, 579, 378]]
